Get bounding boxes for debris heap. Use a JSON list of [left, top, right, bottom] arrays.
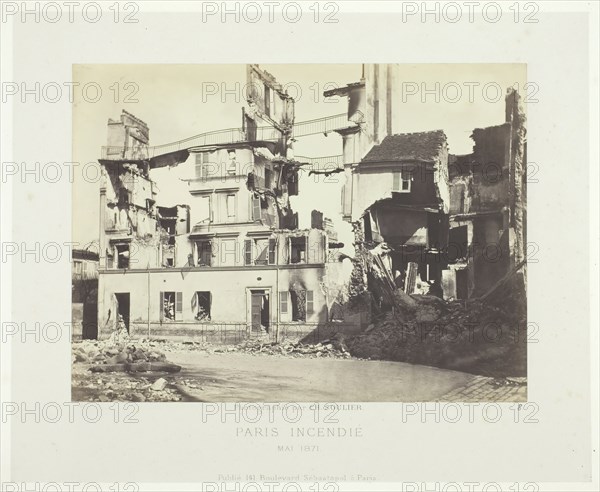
[[71, 372, 182, 402], [72, 340, 182, 373], [223, 338, 354, 359], [346, 291, 527, 377]]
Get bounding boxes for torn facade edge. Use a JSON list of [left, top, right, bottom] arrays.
[[347, 89, 526, 306]]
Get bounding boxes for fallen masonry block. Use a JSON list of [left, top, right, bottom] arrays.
[[151, 378, 168, 391]]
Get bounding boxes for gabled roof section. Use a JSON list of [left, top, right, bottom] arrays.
[[362, 130, 447, 163]]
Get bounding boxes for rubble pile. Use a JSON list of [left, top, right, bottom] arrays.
[[346, 293, 527, 377], [72, 372, 182, 402], [72, 340, 181, 373], [73, 340, 166, 364], [222, 338, 354, 359], [137, 339, 214, 353]]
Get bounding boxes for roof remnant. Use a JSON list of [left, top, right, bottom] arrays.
[[323, 81, 365, 98], [362, 130, 447, 163]]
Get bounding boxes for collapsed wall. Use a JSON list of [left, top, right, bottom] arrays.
[[346, 88, 527, 318]]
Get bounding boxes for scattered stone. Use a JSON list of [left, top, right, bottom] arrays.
[[151, 378, 167, 391], [74, 352, 89, 363], [227, 339, 354, 359], [106, 351, 128, 364], [87, 349, 100, 360], [345, 294, 526, 377]]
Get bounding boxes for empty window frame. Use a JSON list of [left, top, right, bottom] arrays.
[[194, 291, 211, 321], [160, 291, 182, 321], [199, 195, 212, 224], [289, 236, 307, 264], [448, 225, 469, 263], [227, 151, 237, 175], [289, 289, 314, 321], [245, 238, 276, 266], [196, 240, 212, 267], [115, 243, 130, 269]]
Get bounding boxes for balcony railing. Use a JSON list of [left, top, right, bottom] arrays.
[[100, 113, 355, 161], [291, 113, 350, 138], [101, 127, 248, 161]]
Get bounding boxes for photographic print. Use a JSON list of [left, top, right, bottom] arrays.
[[71, 63, 528, 403], [2, 2, 597, 490]]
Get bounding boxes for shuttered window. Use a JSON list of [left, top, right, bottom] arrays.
[[175, 292, 183, 318], [244, 239, 252, 266], [195, 152, 210, 178], [306, 290, 314, 315], [252, 197, 261, 221], [159, 291, 164, 321], [268, 238, 276, 264], [279, 291, 288, 315]]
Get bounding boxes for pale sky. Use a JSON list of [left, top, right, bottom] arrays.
[[72, 63, 526, 248]]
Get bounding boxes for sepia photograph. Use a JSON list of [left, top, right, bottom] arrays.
[[71, 63, 528, 403], [2, 2, 597, 490]]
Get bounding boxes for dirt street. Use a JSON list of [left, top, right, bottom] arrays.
[[147, 351, 476, 402], [72, 346, 527, 402]]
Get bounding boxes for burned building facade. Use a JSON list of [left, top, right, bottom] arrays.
[[94, 64, 526, 341], [332, 71, 526, 302], [352, 130, 451, 296], [96, 67, 331, 341], [446, 89, 527, 298]]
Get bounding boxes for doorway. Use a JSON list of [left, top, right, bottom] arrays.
[[249, 289, 269, 333], [455, 269, 468, 300], [114, 293, 130, 333], [82, 287, 98, 339]]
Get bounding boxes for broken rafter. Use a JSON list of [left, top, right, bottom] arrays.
[[308, 168, 344, 177]]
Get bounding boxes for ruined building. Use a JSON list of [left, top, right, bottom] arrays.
[[333, 75, 527, 302], [96, 66, 332, 340], [94, 64, 527, 341], [446, 88, 527, 298]]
